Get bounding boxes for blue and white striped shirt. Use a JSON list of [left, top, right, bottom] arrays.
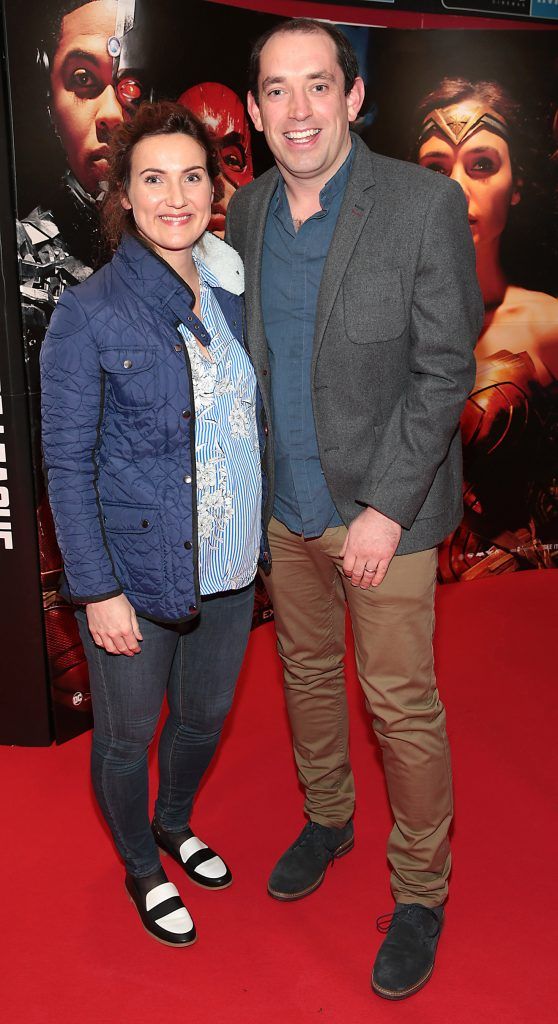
[[178, 254, 261, 596]]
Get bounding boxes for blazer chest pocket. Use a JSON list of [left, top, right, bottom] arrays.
[[343, 269, 406, 343], [100, 348, 157, 410]]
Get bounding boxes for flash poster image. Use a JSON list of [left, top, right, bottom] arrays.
[[3, 1, 557, 733]]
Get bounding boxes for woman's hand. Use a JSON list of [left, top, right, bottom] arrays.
[[85, 594, 143, 656]]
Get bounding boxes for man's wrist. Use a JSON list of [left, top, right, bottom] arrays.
[[362, 505, 401, 528]]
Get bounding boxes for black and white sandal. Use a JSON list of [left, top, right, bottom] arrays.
[[152, 819, 233, 890], [125, 870, 196, 947]]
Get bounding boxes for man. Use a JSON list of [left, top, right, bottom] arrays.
[[23, 0, 150, 267], [47, 0, 149, 204], [226, 18, 483, 1001]]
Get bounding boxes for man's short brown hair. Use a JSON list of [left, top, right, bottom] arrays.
[[248, 18, 359, 103]]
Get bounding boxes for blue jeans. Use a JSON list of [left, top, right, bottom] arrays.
[[76, 583, 254, 877]]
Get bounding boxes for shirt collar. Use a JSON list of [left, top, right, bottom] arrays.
[[320, 138, 355, 208], [272, 136, 355, 215], [192, 247, 220, 290]]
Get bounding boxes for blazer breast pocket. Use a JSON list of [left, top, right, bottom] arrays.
[[343, 268, 406, 343]]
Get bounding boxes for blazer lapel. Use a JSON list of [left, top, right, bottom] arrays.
[[312, 139, 376, 376], [244, 168, 279, 396]]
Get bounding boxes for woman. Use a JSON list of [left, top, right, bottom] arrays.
[[40, 101, 269, 946], [414, 79, 558, 579]]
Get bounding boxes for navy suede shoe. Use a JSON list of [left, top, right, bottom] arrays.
[[268, 820, 354, 901], [372, 903, 444, 1000]]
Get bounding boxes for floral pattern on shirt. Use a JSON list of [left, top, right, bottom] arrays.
[[179, 262, 261, 595]]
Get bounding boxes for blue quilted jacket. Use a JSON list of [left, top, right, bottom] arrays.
[[40, 231, 270, 624]]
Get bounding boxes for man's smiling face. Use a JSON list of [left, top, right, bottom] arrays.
[[248, 29, 364, 188]]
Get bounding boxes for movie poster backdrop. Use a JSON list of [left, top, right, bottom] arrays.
[[2, 0, 556, 739], [3, 0, 280, 741]]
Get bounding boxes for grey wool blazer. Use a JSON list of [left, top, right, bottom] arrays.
[[226, 134, 484, 555]]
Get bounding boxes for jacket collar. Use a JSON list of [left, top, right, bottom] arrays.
[[312, 135, 377, 372], [195, 230, 244, 294], [112, 231, 244, 318]]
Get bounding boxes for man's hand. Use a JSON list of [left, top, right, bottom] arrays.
[[86, 594, 143, 656], [340, 507, 402, 589]]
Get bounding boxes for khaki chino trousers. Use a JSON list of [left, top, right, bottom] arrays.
[[264, 517, 453, 907]]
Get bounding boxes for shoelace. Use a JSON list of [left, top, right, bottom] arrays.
[[295, 823, 325, 845], [295, 827, 312, 846], [376, 905, 441, 937], [295, 823, 336, 862]]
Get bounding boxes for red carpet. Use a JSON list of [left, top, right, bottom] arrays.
[[4, 571, 557, 1023]]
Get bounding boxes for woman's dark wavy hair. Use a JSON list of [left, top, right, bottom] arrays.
[[101, 101, 222, 253], [412, 77, 556, 295]]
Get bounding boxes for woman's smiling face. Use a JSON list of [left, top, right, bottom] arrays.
[[418, 104, 521, 250], [121, 133, 213, 260]]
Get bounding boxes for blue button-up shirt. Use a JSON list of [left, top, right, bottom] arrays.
[[261, 143, 354, 538]]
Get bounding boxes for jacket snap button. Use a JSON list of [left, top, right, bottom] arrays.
[[182, 409, 191, 419], [142, 519, 149, 528], [184, 540, 192, 550], [123, 359, 133, 369], [183, 475, 192, 484], [264, 425, 269, 436], [187, 315, 193, 322], [174, 343, 182, 353]]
